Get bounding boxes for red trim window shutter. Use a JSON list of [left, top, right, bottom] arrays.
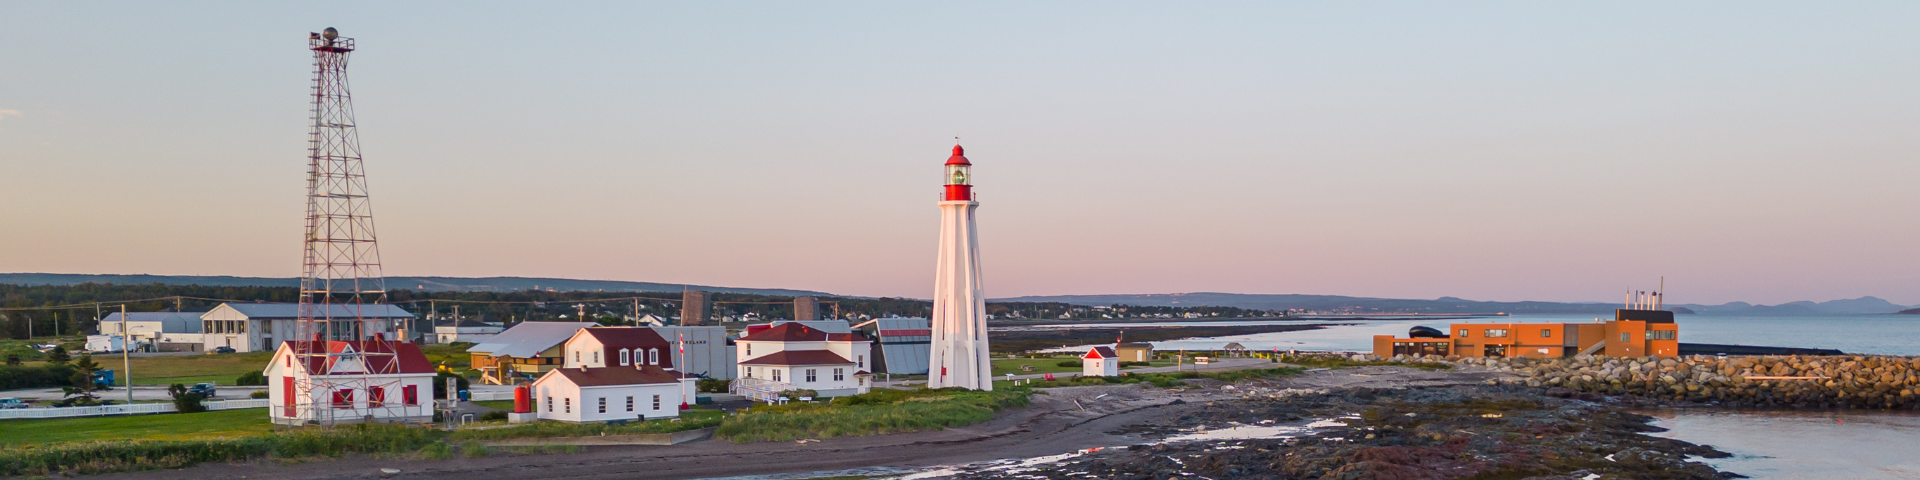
[[403, 385, 418, 405], [333, 389, 353, 408], [368, 386, 385, 407]]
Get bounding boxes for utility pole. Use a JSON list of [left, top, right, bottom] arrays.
[[121, 305, 132, 405]]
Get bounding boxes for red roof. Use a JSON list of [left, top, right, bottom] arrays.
[[946, 144, 970, 166], [580, 327, 671, 348], [739, 350, 855, 366], [739, 323, 868, 343], [284, 341, 435, 375], [1084, 346, 1117, 359], [542, 365, 686, 387]]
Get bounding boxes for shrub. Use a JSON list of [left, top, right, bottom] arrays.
[[1118, 361, 1151, 368], [448, 412, 722, 441], [780, 389, 820, 401], [249, 390, 269, 399], [1054, 360, 1082, 368], [234, 371, 267, 386], [0, 364, 76, 389], [167, 384, 207, 413], [697, 378, 731, 393], [418, 442, 452, 460], [432, 372, 470, 399], [460, 442, 489, 457], [45, 346, 70, 364], [479, 411, 507, 421]]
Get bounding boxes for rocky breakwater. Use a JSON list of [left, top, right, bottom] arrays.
[[1390, 353, 1920, 410]]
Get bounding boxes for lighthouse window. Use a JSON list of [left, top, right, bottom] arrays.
[[947, 165, 970, 185]]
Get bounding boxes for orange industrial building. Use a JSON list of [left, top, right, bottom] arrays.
[[1373, 309, 1678, 359]]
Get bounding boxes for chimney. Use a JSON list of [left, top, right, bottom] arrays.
[[373, 332, 384, 342]]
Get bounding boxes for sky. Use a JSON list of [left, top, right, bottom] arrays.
[[2, 2, 1918, 305]]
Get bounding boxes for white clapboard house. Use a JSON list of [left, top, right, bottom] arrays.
[[733, 322, 872, 401], [530, 364, 694, 422]]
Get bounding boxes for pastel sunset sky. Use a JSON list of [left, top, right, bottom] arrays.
[[2, 2, 1917, 304]]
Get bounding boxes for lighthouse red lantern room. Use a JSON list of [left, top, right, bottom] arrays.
[[944, 145, 973, 202]]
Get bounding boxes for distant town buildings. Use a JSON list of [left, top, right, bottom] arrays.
[[202, 303, 414, 353]]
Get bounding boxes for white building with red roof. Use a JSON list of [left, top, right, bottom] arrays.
[[1083, 346, 1119, 377], [560, 326, 675, 370], [734, 322, 872, 401], [263, 339, 437, 426], [531, 365, 693, 422]]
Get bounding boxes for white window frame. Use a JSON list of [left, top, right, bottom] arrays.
[[806, 369, 817, 382], [627, 396, 634, 412], [546, 396, 553, 412], [652, 394, 661, 411], [598, 397, 606, 413], [649, 348, 659, 365], [834, 368, 844, 381], [620, 348, 631, 366], [772, 369, 782, 382], [564, 397, 571, 413]]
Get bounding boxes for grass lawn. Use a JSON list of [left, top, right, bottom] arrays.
[[0, 408, 272, 447], [418, 344, 473, 371], [118, 352, 274, 386], [471, 400, 514, 411], [989, 357, 1084, 375]]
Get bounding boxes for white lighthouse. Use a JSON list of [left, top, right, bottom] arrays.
[[927, 144, 992, 391]]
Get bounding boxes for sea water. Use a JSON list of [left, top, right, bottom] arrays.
[[1645, 410, 1920, 479]]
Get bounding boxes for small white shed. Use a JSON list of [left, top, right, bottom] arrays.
[[1083, 346, 1119, 377]]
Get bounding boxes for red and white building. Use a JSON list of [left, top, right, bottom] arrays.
[[264, 340, 437, 426], [1083, 346, 1119, 377], [560, 327, 675, 370], [734, 322, 873, 401], [530, 365, 693, 422]]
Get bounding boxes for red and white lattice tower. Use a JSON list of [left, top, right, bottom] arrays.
[[293, 27, 406, 425]]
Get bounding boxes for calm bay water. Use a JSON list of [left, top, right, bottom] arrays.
[[1646, 410, 1920, 479], [1132, 314, 1920, 356]]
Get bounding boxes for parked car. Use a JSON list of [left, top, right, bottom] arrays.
[[188, 383, 217, 398], [207, 346, 236, 355], [0, 398, 29, 409]]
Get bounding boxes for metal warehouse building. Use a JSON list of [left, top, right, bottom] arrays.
[[855, 317, 930, 375]]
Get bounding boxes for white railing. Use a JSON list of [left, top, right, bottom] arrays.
[[731, 377, 797, 403], [0, 399, 271, 420]]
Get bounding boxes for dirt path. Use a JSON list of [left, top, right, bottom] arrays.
[[94, 367, 1512, 480]]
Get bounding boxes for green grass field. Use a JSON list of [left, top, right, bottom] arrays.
[[0, 409, 272, 446], [989, 357, 1175, 375]]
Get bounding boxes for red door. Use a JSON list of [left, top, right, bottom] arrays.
[[282, 376, 296, 417]]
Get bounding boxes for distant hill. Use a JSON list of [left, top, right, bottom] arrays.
[[992, 292, 1621, 314], [0, 273, 832, 297], [1676, 297, 1910, 315], [996, 292, 1911, 315]]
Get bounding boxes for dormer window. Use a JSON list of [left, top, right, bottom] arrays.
[[620, 348, 631, 366], [648, 348, 659, 365]]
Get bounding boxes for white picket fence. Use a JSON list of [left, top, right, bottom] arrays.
[[0, 399, 271, 420]]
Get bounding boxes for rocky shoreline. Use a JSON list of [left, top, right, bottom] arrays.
[[953, 384, 1736, 480], [1389, 353, 1920, 410]]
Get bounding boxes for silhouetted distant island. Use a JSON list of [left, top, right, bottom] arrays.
[[1898, 308, 1920, 315], [1670, 306, 1697, 314]]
